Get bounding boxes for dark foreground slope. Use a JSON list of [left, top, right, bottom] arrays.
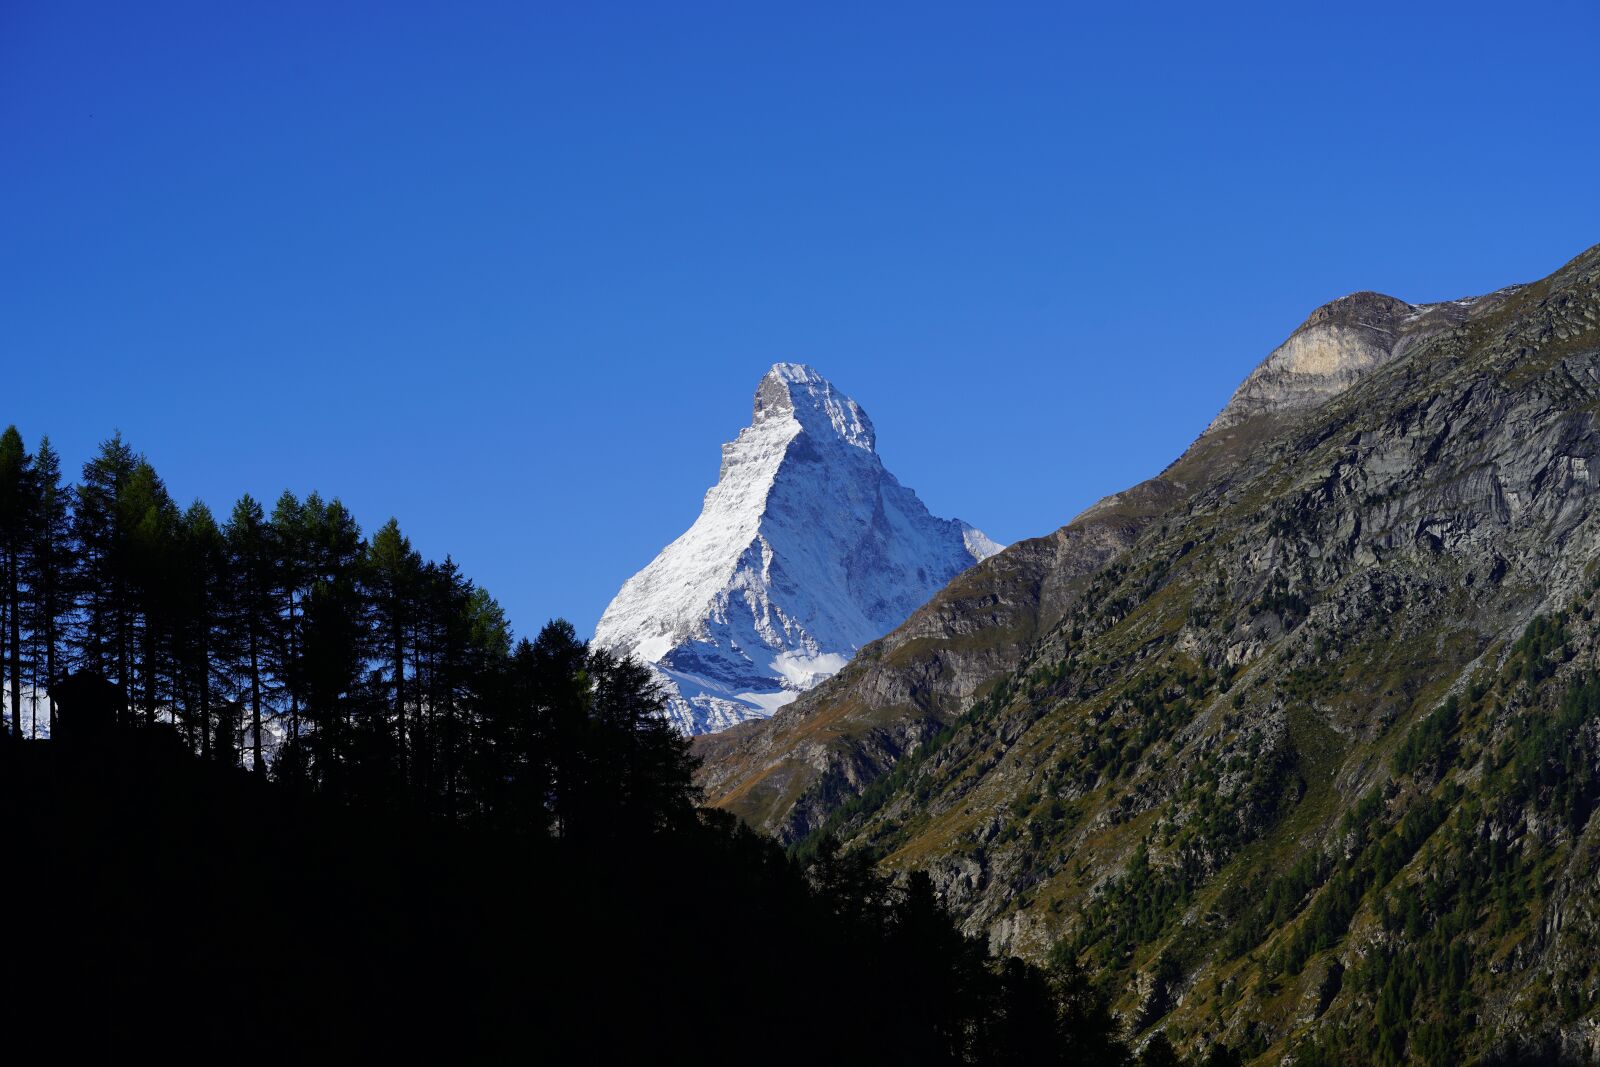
[[3, 729, 1142, 1065], [698, 244, 1600, 1062]]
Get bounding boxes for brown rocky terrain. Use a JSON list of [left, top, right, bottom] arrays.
[[695, 243, 1600, 1063]]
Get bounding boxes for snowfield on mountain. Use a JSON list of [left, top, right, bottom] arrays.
[[594, 363, 1000, 735]]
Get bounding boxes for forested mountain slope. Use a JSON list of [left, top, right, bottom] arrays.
[[698, 243, 1600, 1063]]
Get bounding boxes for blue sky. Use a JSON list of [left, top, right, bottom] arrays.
[[5, 1, 1598, 637]]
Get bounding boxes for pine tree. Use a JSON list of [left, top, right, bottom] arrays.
[[74, 434, 137, 707], [419, 559, 510, 819], [367, 518, 421, 783], [120, 459, 178, 726], [480, 635, 554, 832], [28, 437, 73, 736], [177, 501, 227, 754], [527, 619, 591, 836], [416, 559, 455, 811], [269, 491, 308, 743], [587, 646, 698, 832], [225, 495, 275, 772], [0, 426, 34, 737], [296, 494, 366, 779], [460, 582, 511, 816]]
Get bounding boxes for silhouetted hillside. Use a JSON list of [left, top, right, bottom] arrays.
[[6, 725, 1147, 1063]]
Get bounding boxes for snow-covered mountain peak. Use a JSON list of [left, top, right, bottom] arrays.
[[753, 362, 876, 452], [595, 364, 1000, 735]]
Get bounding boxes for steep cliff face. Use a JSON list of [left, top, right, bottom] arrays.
[[697, 245, 1600, 1061], [1203, 289, 1491, 432], [595, 363, 999, 735]]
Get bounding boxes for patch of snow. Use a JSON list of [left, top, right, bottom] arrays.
[[733, 689, 799, 715], [0, 687, 53, 740], [963, 527, 1004, 561], [770, 650, 849, 690]]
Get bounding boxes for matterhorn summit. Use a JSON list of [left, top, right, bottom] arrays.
[[594, 363, 1001, 735]]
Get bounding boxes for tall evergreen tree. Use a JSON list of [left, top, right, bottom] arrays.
[[225, 495, 275, 772], [527, 619, 591, 836], [27, 437, 73, 736], [587, 647, 699, 833], [479, 635, 554, 833], [367, 518, 421, 783], [458, 582, 512, 813], [121, 459, 178, 726], [269, 491, 309, 744], [176, 501, 227, 754], [296, 495, 366, 779], [417, 558, 510, 818], [74, 434, 138, 706], [0, 426, 34, 737]]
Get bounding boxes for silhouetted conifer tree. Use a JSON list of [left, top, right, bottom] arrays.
[[269, 490, 309, 742], [224, 495, 274, 772], [27, 437, 73, 736], [0, 426, 32, 736], [121, 458, 178, 726], [176, 501, 226, 754], [367, 517, 420, 783], [74, 433, 137, 709]]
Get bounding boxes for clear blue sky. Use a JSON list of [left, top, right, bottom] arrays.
[[5, 1, 1598, 637]]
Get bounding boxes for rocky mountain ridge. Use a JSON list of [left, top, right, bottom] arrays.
[[695, 244, 1600, 1062], [694, 273, 1537, 839]]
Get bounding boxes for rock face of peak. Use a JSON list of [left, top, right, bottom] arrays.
[[753, 362, 876, 449], [1204, 288, 1508, 433], [594, 363, 1000, 735]]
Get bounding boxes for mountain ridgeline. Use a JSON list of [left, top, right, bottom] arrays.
[[595, 362, 999, 735], [697, 244, 1600, 1063]]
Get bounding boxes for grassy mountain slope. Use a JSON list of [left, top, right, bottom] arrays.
[[697, 243, 1600, 1062]]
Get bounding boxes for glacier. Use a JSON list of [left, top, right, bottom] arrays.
[[594, 363, 1001, 735]]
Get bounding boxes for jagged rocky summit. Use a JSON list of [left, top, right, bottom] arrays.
[[594, 363, 1001, 735]]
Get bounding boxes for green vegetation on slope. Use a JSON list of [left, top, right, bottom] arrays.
[[785, 247, 1600, 1063]]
